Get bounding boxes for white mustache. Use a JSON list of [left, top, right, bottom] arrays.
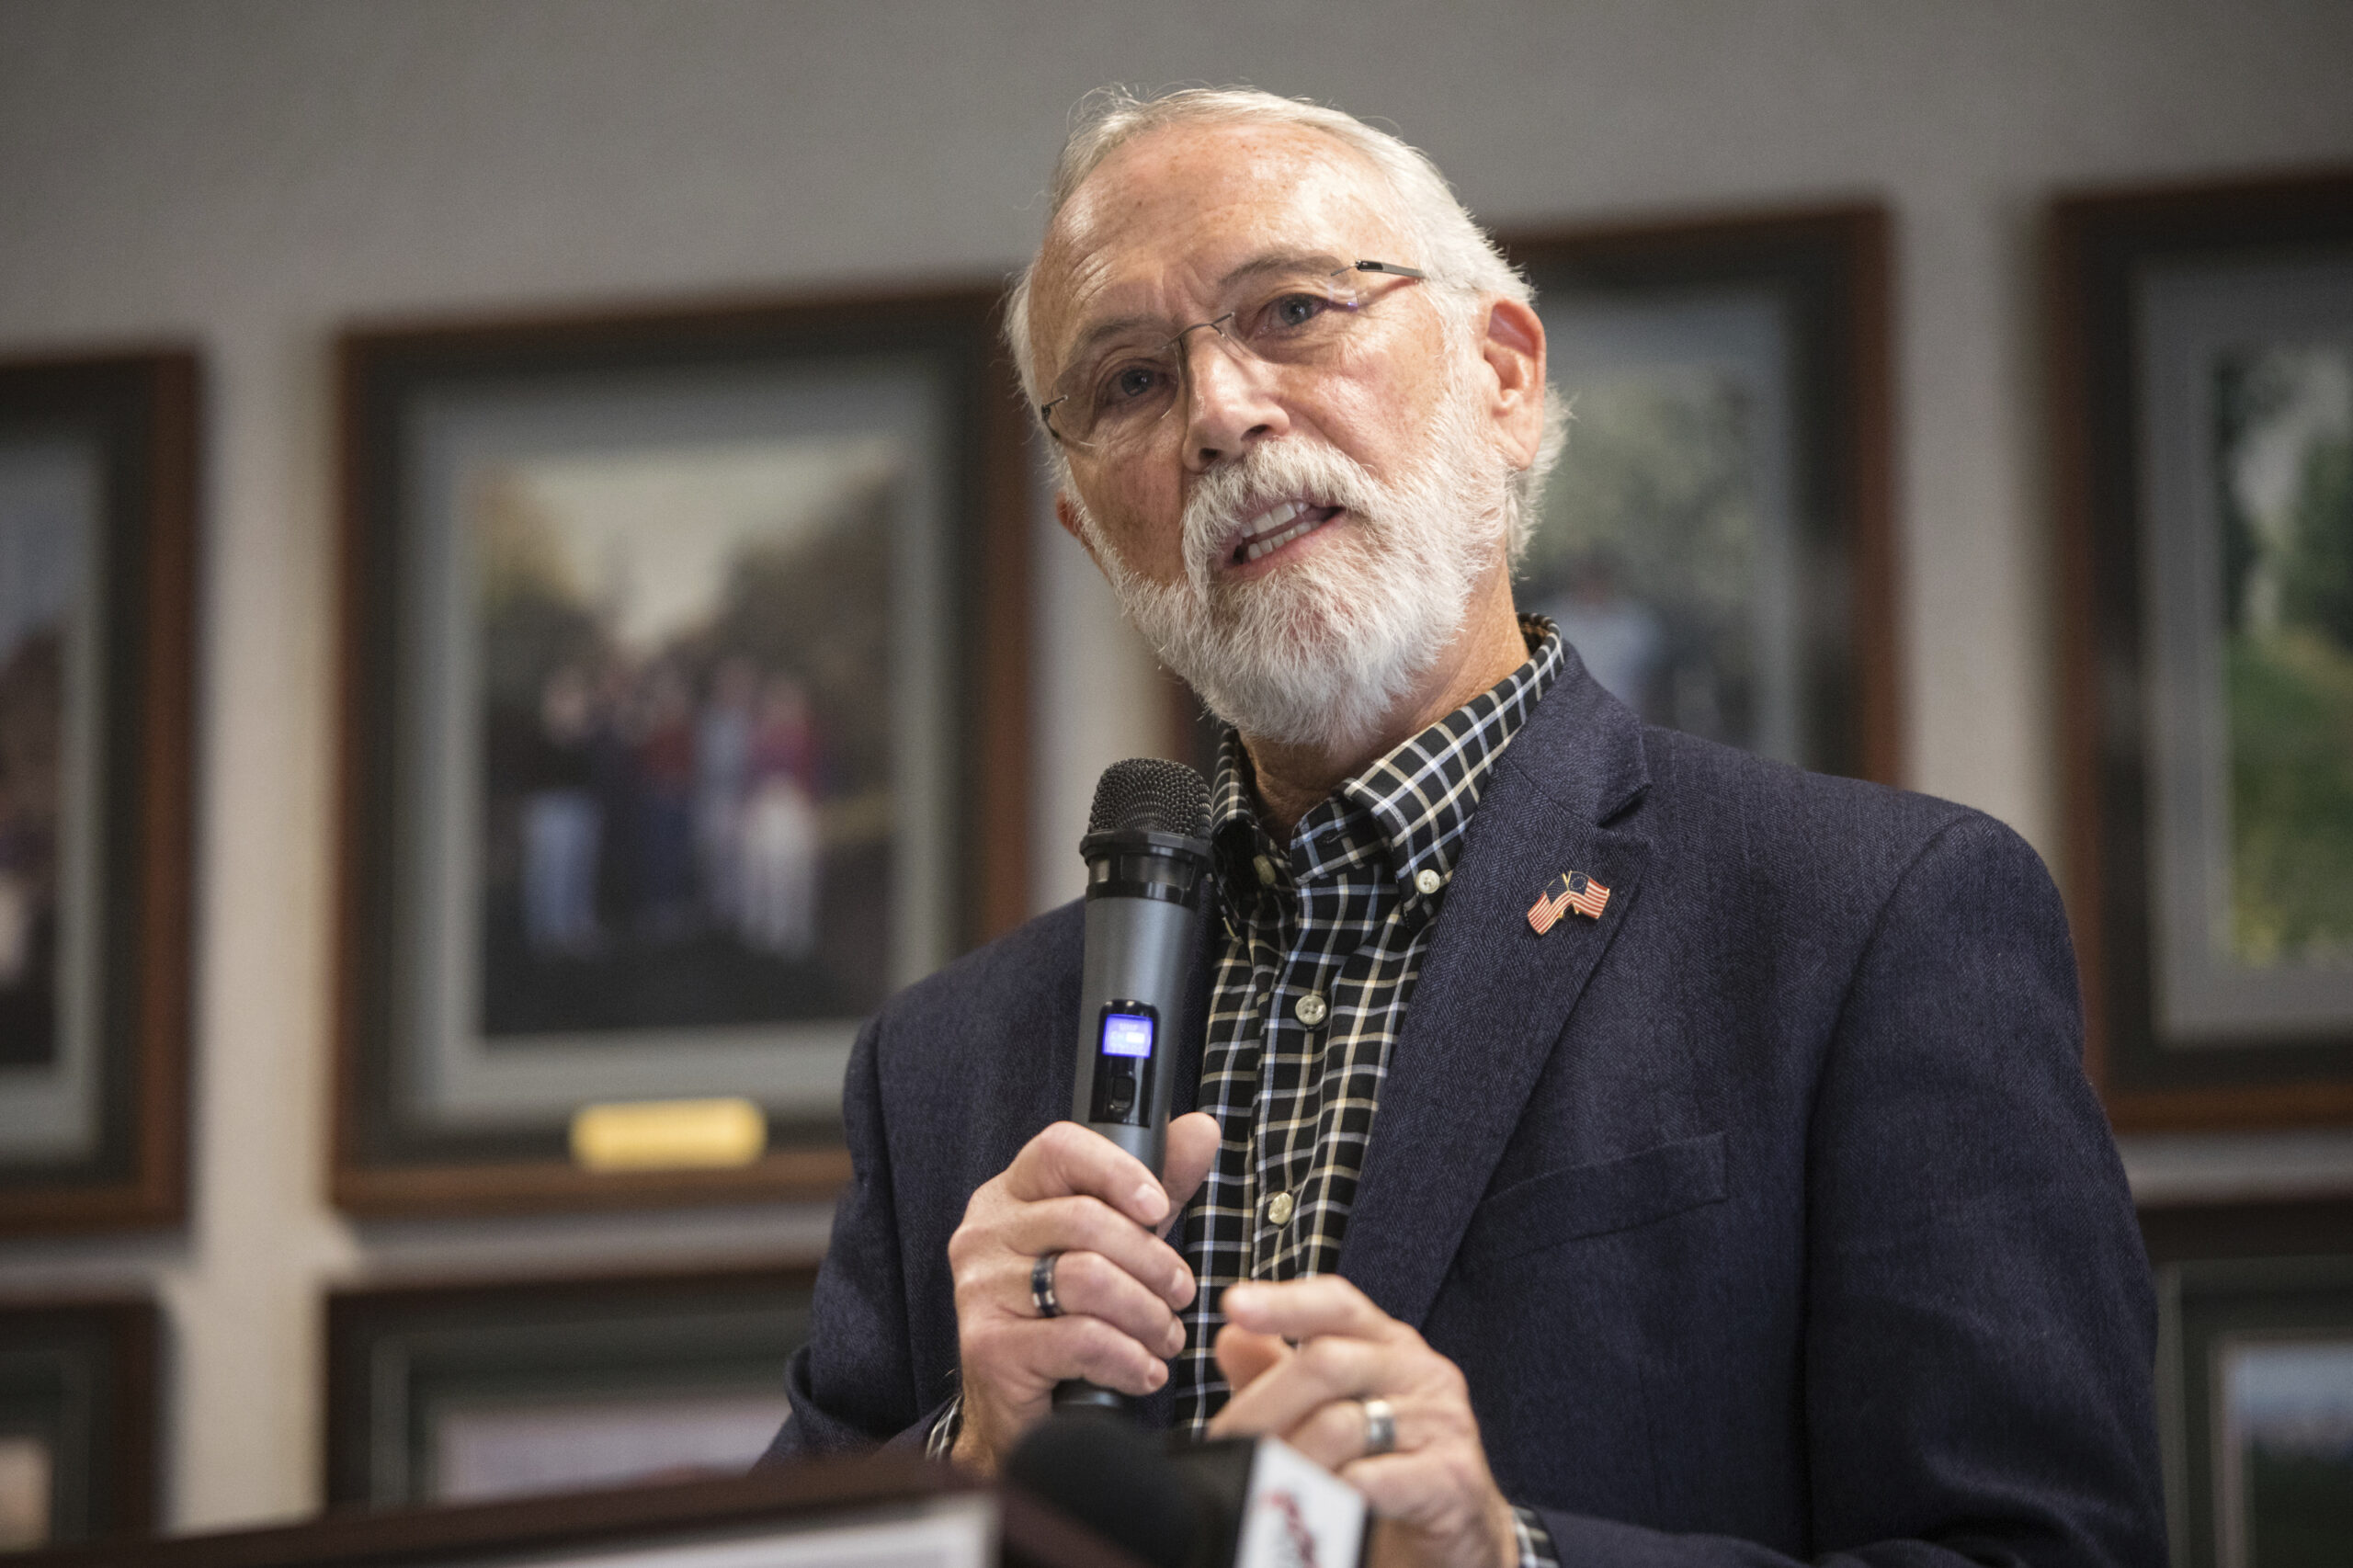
[[1179, 442, 1386, 592]]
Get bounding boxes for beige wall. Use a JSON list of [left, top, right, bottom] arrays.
[[1, 0, 2350, 1535]]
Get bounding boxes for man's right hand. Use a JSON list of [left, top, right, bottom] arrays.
[[946, 1110, 1222, 1472]]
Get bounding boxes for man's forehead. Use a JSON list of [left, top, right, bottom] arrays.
[[1029, 121, 1404, 358]]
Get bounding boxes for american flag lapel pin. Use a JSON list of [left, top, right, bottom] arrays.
[[1527, 870, 1610, 934]]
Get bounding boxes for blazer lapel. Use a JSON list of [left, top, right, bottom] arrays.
[[1338, 664, 1652, 1329]]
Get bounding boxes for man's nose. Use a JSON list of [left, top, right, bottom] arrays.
[[1179, 334, 1289, 472]]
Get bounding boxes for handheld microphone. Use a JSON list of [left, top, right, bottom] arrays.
[[1055, 758, 1212, 1413], [1070, 757, 1211, 1173]]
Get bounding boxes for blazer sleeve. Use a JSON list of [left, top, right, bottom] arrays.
[[1533, 813, 2167, 1567], [759, 1010, 952, 1463]]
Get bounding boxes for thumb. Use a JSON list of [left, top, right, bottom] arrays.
[[1212, 1324, 1290, 1396], [1157, 1111, 1222, 1236]]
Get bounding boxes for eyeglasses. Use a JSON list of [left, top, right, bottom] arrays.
[[1039, 258, 1428, 452]]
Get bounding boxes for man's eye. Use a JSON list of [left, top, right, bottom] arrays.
[[1095, 362, 1168, 410], [1263, 293, 1329, 332]]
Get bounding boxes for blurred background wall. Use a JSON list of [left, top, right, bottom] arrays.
[[0, 0, 2348, 1538]]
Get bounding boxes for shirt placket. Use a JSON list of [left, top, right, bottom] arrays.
[[1254, 832, 1368, 1281]]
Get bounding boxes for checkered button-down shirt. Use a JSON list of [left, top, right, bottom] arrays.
[[1172, 618, 1566, 1565]]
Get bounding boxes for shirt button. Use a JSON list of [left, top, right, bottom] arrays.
[[1266, 1190, 1295, 1225], [1415, 869, 1443, 896], [1294, 992, 1328, 1027], [1254, 855, 1279, 887]]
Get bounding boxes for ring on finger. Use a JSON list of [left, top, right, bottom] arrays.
[[1031, 1252, 1063, 1320], [1358, 1395, 1397, 1458]]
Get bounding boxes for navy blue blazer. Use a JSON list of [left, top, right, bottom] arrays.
[[765, 659, 2166, 1567]]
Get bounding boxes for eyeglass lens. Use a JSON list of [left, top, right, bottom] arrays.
[[1042, 260, 1425, 449]]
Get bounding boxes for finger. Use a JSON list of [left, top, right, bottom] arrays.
[[1004, 1121, 1168, 1226], [972, 1312, 1174, 1401], [1013, 1249, 1186, 1358], [1219, 1276, 1404, 1345], [998, 1196, 1194, 1310], [1207, 1333, 1389, 1439], [1279, 1392, 1415, 1474], [1340, 1450, 1501, 1539], [1211, 1324, 1289, 1395], [1158, 1112, 1222, 1235]]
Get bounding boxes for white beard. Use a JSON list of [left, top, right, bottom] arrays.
[[1074, 380, 1513, 754]]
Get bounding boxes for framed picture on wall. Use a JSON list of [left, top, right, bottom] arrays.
[[1499, 207, 1899, 784], [0, 1297, 159, 1550], [2053, 168, 2353, 1130], [0, 353, 196, 1234], [334, 289, 1030, 1216], [2162, 1257, 2353, 1568], [324, 1266, 813, 1511]]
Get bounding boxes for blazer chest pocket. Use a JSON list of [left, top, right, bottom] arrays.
[[1457, 1131, 1727, 1274]]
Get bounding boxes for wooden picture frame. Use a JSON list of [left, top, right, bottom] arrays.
[[333, 289, 1029, 1216], [2052, 168, 2353, 1131], [0, 1297, 160, 1551], [324, 1264, 817, 1512], [1491, 206, 1900, 785], [2160, 1256, 2353, 1568], [0, 351, 197, 1234]]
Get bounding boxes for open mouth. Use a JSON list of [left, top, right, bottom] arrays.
[[1228, 499, 1343, 567]]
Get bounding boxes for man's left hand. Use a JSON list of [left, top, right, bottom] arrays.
[[1208, 1277, 1519, 1568]]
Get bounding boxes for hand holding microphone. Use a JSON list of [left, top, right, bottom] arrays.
[[945, 758, 1221, 1471], [945, 1112, 1220, 1471]]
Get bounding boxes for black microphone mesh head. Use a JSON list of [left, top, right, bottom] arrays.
[[1087, 757, 1211, 839]]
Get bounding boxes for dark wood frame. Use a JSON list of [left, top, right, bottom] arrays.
[[1158, 208, 1901, 780], [2052, 168, 2353, 1131], [2157, 1255, 2353, 1568], [18, 1457, 1142, 1568], [0, 351, 197, 1233], [324, 1263, 818, 1512], [332, 287, 1030, 1217], [2142, 1196, 2353, 1269], [1487, 204, 1902, 786], [0, 1296, 160, 1549]]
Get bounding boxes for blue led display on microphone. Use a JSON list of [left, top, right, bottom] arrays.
[[1100, 1012, 1154, 1059]]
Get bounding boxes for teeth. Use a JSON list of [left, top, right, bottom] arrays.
[[1248, 500, 1307, 535], [1245, 516, 1319, 561], [1233, 500, 1329, 564]]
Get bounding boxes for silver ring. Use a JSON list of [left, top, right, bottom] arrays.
[[1031, 1252, 1063, 1319], [1358, 1396, 1397, 1458]]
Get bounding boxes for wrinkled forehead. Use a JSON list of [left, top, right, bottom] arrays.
[[1027, 121, 1412, 381]]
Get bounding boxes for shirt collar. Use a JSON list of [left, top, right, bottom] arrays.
[[1209, 616, 1567, 922]]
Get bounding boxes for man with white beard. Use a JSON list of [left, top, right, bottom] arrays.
[[765, 88, 2165, 1568]]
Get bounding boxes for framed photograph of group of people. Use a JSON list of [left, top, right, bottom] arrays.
[[0, 352, 196, 1236], [331, 288, 1032, 1215], [2054, 166, 2353, 1131]]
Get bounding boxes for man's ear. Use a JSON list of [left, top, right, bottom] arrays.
[[1479, 296, 1548, 471], [1053, 491, 1099, 563]]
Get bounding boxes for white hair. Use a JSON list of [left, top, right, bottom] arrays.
[[1005, 85, 1568, 556]]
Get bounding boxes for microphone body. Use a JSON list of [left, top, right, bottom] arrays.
[[1057, 760, 1212, 1414], [1071, 827, 1209, 1175]]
